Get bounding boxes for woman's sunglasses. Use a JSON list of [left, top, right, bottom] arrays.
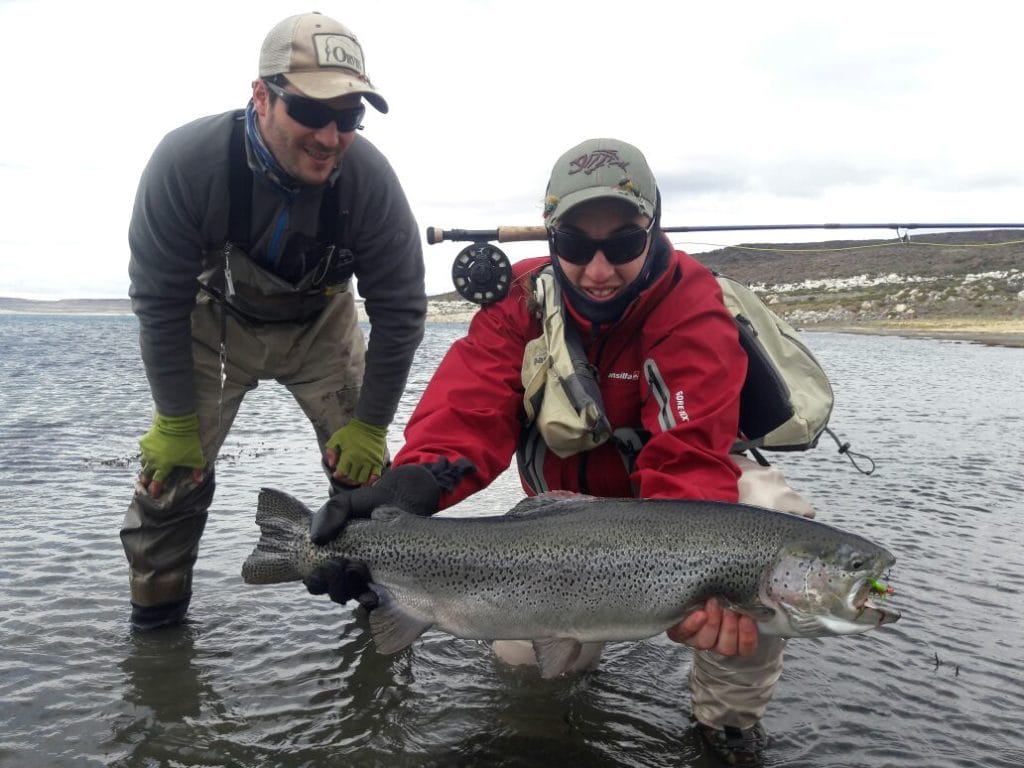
[[264, 81, 365, 132], [550, 220, 654, 266]]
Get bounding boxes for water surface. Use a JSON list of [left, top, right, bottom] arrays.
[[0, 315, 1022, 767]]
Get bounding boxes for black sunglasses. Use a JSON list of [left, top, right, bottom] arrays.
[[550, 220, 654, 266], [264, 80, 365, 132]]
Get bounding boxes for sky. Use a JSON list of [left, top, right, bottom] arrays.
[[2, 0, 1023, 300]]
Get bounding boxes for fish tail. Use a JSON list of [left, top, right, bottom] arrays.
[[241, 487, 311, 584]]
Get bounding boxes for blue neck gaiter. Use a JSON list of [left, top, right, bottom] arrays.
[[244, 100, 301, 194]]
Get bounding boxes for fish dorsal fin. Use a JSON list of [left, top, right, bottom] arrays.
[[531, 637, 583, 678], [366, 584, 433, 654], [506, 491, 596, 519]]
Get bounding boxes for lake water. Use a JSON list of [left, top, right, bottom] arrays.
[[0, 314, 1022, 768]]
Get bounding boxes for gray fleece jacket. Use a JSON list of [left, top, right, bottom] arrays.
[[128, 109, 426, 426]]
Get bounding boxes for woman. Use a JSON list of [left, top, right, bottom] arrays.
[[312, 138, 811, 766]]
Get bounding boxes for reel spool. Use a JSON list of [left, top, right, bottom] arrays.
[[451, 243, 512, 305]]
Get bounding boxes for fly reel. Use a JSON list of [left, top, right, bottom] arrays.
[[451, 242, 512, 305]]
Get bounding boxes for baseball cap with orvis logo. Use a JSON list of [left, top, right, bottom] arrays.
[[542, 138, 657, 225], [259, 12, 389, 113]]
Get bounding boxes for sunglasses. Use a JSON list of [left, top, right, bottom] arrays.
[[550, 220, 654, 266], [264, 80, 365, 132]]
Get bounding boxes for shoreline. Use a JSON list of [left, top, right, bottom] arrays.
[[3, 305, 1021, 348], [802, 320, 1024, 349]]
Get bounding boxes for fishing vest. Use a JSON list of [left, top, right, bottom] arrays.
[[520, 268, 612, 458], [516, 267, 648, 493], [516, 265, 839, 492], [197, 113, 354, 324]]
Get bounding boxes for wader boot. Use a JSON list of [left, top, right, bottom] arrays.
[[693, 717, 768, 767]]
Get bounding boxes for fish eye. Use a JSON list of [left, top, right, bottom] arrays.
[[849, 555, 866, 570]]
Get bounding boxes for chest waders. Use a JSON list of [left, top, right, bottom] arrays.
[[197, 113, 355, 427]]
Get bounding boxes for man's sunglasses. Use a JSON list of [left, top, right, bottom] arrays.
[[264, 80, 365, 132], [550, 220, 654, 266]]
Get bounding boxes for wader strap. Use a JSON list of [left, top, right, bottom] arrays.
[[560, 306, 610, 441], [611, 427, 650, 477], [192, 115, 248, 310], [228, 112, 250, 248], [516, 423, 550, 494], [218, 298, 228, 430]]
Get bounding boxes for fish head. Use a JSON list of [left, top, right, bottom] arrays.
[[760, 534, 901, 637]]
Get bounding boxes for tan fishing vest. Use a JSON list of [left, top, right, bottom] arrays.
[[521, 268, 612, 458]]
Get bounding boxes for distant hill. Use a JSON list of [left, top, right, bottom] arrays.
[[0, 297, 132, 314], [3, 229, 1021, 326], [689, 228, 1024, 286]]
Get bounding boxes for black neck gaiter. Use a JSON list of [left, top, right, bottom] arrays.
[[551, 231, 671, 326]]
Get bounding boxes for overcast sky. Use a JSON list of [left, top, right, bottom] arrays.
[[2, 0, 1022, 299]]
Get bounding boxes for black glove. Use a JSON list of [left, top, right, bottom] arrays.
[[302, 559, 378, 609], [426, 456, 477, 493], [309, 463, 442, 545]]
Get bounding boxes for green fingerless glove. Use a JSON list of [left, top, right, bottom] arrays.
[[325, 417, 388, 485], [139, 412, 206, 483]]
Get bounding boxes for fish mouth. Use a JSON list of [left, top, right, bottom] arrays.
[[850, 579, 901, 626]]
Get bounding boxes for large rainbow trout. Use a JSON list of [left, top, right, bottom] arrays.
[[242, 489, 899, 677]]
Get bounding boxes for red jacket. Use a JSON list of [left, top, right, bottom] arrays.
[[394, 242, 747, 510]]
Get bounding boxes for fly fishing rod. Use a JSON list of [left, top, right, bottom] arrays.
[[428, 222, 1024, 244], [428, 222, 1024, 304]]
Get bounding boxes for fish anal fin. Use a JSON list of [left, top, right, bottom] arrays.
[[366, 584, 433, 654], [532, 637, 583, 679]]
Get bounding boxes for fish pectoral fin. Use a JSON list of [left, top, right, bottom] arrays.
[[738, 605, 777, 622], [366, 585, 432, 655], [721, 598, 776, 623], [532, 637, 583, 679]]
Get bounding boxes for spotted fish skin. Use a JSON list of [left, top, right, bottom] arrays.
[[242, 489, 899, 675]]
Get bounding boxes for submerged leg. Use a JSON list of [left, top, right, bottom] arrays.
[[688, 454, 814, 763]]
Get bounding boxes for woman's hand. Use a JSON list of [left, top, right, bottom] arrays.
[[666, 597, 759, 656]]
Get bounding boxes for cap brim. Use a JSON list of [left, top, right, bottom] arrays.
[[547, 186, 653, 224], [286, 70, 389, 113]]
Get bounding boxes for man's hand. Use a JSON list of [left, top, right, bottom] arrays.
[[666, 597, 759, 657], [138, 412, 206, 498], [324, 418, 388, 486], [310, 464, 442, 545]]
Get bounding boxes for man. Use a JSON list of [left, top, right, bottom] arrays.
[[306, 139, 813, 765], [122, 12, 426, 632]]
